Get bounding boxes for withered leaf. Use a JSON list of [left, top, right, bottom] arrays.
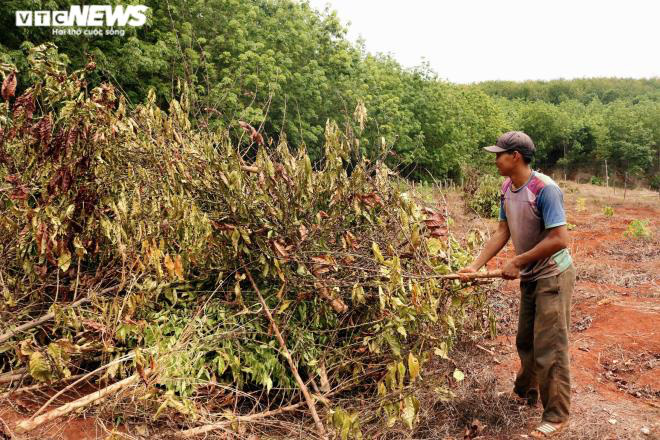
[[298, 224, 308, 242], [173, 255, 184, 280], [2, 71, 16, 101], [272, 240, 290, 260], [164, 254, 175, 278]]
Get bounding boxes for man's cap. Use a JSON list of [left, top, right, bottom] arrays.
[[484, 131, 536, 153]]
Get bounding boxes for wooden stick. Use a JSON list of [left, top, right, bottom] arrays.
[[0, 373, 87, 399], [439, 269, 503, 280], [14, 369, 150, 434], [176, 374, 359, 438], [243, 266, 327, 439], [241, 165, 259, 173], [0, 285, 117, 345], [0, 368, 27, 385], [175, 401, 305, 438], [30, 354, 134, 420]]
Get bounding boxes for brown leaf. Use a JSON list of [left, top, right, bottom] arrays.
[[2, 71, 16, 101], [238, 120, 264, 146], [315, 282, 348, 314], [312, 266, 330, 277], [9, 185, 28, 201], [298, 224, 308, 242], [312, 255, 336, 277], [311, 255, 333, 266], [359, 193, 383, 208], [424, 220, 445, 228], [345, 231, 358, 250], [272, 240, 290, 260], [13, 92, 35, 122], [173, 255, 184, 280], [212, 221, 236, 231], [430, 227, 448, 238], [252, 131, 264, 146], [275, 163, 292, 185], [4, 174, 19, 184], [341, 255, 356, 265], [34, 264, 47, 279], [82, 319, 107, 334], [164, 254, 175, 278], [36, 114, 53, 148]]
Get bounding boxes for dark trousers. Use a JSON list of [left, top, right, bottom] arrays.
[[514, 265, 575, 423]]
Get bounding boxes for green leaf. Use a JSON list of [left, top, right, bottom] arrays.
[[426, 238, 443, 256], [401, 395, 416, 429], [434, 342, 449, 359], [352, 283, 365, 305], [29, 352, 52, 382], [277, 300, 292, 315], [397, 361, 405, 390], [372, 242, 384, 263], [408, 352, 420, 382], [58, 250, 71, 272]]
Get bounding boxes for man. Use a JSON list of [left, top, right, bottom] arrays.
[[459, 131, 576, 438]]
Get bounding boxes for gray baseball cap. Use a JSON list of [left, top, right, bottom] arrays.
[[484, 131, 536, 153]]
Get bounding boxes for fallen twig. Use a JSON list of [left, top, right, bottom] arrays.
[[241, 165, 259, 173], [0, 368, 27, 385], [175, 401, 305, 438], [0, 285, 118, 345], [29, 353, 135, 420], [475, 344, 497, 356], [14, 368, 151, 434], [0, 372, 87, 399], [243, 264, 327, 439]]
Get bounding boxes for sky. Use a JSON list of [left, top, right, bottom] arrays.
[[306, 0, 660, 84]]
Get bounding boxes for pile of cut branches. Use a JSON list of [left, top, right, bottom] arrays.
[[0, 44, 489, 438]]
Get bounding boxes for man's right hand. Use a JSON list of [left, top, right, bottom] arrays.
[[457, 265, 479, 282]]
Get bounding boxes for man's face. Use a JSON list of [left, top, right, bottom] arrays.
[[494, 150, 517, 176]]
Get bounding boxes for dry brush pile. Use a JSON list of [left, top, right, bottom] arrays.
[[0, 44, 491, 438]]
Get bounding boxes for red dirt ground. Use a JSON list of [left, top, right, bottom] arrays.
[[475, 184, 660, 439]]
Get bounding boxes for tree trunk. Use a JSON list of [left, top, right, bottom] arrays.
[[563, 142, 567, 181], [624, 171, 628, 200], [604, 159, 609, 189]]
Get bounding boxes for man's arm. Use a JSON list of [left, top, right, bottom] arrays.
[[501, 225, 569, 279], [459, 220, 510, 274]]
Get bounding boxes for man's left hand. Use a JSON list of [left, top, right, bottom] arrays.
[[501, 258, 521, 280]]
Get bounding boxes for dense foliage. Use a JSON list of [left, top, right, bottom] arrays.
[[0, 45, 494, 434], [1, 1, 657, 185]]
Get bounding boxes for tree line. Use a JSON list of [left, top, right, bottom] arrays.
[[1, 0, 657, 186]]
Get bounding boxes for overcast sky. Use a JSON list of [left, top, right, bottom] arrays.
[[306, 0, 660, 84]]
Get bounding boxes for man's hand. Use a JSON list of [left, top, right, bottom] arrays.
[[501, 258, 521, 280], [457, 265, 479, 282]]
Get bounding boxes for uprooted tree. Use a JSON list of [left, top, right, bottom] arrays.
[[0, 44, 492, 437]]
